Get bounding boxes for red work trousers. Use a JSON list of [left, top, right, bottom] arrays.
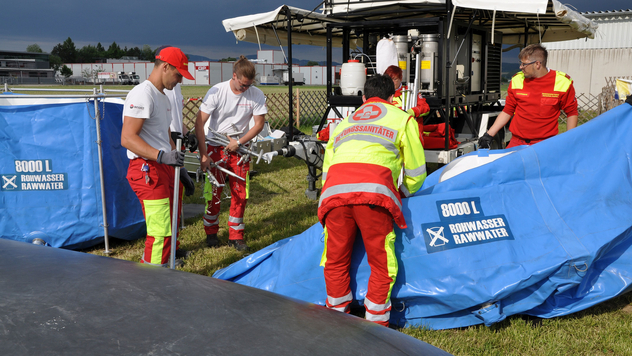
[[127, 159, 182, 266], [506, 135, 548, 148], [323, 204, 397, 326], [202, 144, 249, 241]]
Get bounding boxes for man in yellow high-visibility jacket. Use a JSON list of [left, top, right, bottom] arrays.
[[318, 74, 426, 327]]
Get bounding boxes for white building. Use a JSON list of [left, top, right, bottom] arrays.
[[544, 9, 632, 97], [66, 49, 335, 87]]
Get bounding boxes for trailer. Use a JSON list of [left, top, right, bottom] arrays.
[[222, 0, 597, 198], [97, 72, 118, 84], [275, 69, 305, 85], [96, 71, 133, 85]]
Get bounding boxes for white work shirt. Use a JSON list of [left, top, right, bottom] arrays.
[[166, 82, 184, 134], [123, 80, 172, 159], [199, 80, 267, 142]]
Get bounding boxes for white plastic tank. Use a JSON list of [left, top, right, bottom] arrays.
[[340, 60, 366, 96]]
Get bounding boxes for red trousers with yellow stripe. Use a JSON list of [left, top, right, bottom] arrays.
[[202, 145, 249, 241], [322, 204, 397, 327], [127, 159, 181, 266]]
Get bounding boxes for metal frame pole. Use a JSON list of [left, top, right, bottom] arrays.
[[93, 89, 110, 254], [170, 139, 182, 269], [286, 5, 294, 141], [326, 25, 333, 99]]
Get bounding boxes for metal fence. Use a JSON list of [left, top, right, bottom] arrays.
[[183, 78, 628, 131], [0, 77, 57, 85], [182, 89, 328, 131], [558, 76, 630, 126]]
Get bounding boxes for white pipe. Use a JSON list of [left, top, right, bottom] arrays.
[[492, 9, 497, 44], [447, 4, 457, 39], [253, 24, 262, 51]]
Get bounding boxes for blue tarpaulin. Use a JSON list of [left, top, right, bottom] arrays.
[[0, 99, 145, 249], [214, 101, 632, 329]]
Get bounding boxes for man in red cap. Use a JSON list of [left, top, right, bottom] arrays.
[[121, 46, 196, 267]]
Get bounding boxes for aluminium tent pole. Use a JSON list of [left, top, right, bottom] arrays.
[[170, 139, 182, 269], [93, 89, 110, 254], [412, 52, 421, 111], [286, 5, 294, 141]]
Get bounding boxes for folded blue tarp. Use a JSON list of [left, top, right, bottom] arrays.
[[215, 101, 632, 329], [0, 100, 145, 249]]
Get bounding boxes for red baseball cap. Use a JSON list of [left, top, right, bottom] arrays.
[[155, 47, 194, 80]]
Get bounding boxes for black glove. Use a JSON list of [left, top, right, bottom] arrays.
[[478, 132, 493, 149], [185, 131, 198, 152], [171, 131, 184, 145], [157, 149, 185, 166], [180, 167, 195, 196]]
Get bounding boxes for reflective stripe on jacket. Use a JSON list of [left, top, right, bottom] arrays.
[[510, 70, 572, 92], [318, 97, 426, 229]]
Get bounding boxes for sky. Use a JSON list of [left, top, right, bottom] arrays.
[[1, 0, 629, 63]]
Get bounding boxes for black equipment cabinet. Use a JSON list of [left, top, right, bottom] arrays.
[[320, 2, 505, 160]]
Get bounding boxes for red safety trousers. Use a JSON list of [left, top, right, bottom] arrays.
[[323, 204, 397, 327], [506, 135, 548, 148], [127, 159, 182, 267], [202, 144, 249, 241]]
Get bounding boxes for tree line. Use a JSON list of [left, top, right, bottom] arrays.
[[26, 38, 162, 78], [28, 37, 158, 64]]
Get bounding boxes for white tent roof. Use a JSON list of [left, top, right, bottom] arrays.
[[223, 5, 356, 48], [324, 0, 550, 14], [222, 0, 597, 48]]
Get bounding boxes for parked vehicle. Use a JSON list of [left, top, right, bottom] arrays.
[[128, 72, 140, 85], [117, 72, 133, 85]]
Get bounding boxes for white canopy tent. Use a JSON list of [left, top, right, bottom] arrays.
[[222, 0, 597, 50], [223, 5, 359, 49]]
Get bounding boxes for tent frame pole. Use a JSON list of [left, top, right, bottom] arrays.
[[93, 89, 110, 254]]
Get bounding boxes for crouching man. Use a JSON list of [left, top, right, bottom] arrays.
[[318, 75, 427, 326]]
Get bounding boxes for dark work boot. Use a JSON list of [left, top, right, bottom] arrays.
[[228, 239, 249, 252], [206, 234, 219, 248], [162, 259, 184, 268], [175, 249, 192, 259]]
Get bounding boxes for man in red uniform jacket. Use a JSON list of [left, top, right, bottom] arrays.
[[479, 44, 578, 148]]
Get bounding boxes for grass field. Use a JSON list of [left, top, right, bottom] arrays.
[[9, 82, 629, 354]]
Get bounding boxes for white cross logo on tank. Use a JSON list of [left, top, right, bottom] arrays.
[[427, 226, 449, 247]]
